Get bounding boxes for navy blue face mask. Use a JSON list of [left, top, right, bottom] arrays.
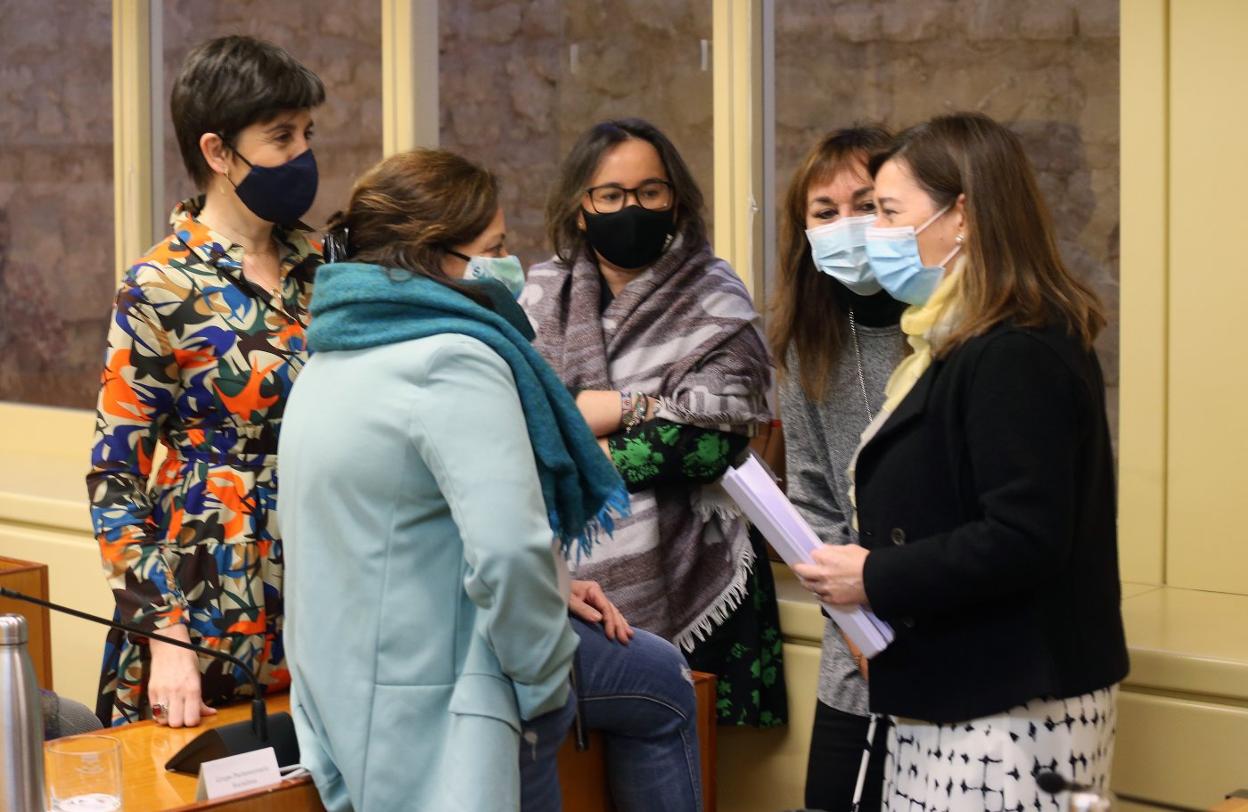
[[230, 147, 319, 227]]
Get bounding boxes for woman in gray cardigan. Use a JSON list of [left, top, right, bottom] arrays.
[[769, 127, 902, 812]]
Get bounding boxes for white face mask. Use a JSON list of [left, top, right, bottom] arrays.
[[864, 205, 962, 306], [805, 214, 880, 295]]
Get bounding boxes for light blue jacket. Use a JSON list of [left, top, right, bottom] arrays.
[[278, 334, 578, 812]]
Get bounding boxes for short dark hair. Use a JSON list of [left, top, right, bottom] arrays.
[[171, 36, 325, 189], [545, 118, 707, 266]]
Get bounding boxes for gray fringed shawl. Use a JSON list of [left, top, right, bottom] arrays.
[[521, 238, 772, 650]]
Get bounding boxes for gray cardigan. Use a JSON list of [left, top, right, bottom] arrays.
[[780, 323, 902, 715]]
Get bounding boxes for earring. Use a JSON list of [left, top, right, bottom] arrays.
[[956, 233, 964, 244]]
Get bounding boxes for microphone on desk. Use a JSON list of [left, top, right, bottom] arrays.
[[0, 587, 299, 776], [1037, 771, 1090, 794], [1036, 771, 1112, 811]]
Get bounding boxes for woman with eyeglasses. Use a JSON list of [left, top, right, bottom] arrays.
[[522, 118, 785, 728]]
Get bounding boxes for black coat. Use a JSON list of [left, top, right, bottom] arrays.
[[856, 322, 1129, 723]]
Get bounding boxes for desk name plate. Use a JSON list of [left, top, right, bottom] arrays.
[[194, 746, 282, 801]]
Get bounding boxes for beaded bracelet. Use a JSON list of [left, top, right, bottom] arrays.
[[620, 391, 649, 431], [632, 392, 648, 425]]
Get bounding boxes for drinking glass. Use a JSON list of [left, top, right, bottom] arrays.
[[45, 736, 122, 812]]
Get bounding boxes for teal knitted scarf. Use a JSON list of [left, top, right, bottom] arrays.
[[307, 262, 629, 557]]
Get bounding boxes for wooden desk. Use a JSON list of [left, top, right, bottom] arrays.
[[53, 695, 321, 812], [0, 555, 52, 689], [77, 674, 717, 811]]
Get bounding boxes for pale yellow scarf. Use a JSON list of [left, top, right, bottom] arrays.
[[847, 256, 966, 528]]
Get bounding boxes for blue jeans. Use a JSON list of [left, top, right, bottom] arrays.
[[519, 617, 702, 812]]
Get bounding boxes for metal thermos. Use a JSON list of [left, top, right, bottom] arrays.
[[0, 614, 45, 812]]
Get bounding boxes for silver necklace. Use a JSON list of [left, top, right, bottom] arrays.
[[848, 308, 873, 420]]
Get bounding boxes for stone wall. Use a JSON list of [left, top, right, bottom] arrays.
[[439, 0, 714, 269], [776, 0, 1120, 431], [2, 0, 1118, 418], [0, 1, 114, 409]]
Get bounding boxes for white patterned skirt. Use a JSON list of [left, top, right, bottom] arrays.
[[882, 686, 1117, 812]]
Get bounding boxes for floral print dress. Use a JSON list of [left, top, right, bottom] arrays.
[[87, 198, 320, 725]]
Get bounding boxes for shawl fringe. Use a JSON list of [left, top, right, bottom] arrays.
[[559, 486, 633, 563], [671, 540, 756, 653]]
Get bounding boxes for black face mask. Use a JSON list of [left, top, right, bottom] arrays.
[[231, 148, 319, 227], [582, 205, 675, 270]]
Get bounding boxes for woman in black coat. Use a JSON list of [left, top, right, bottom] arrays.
[[794, 112, 1128, 811]]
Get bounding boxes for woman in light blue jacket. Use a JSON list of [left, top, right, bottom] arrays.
[[278, 149, 701, 811]]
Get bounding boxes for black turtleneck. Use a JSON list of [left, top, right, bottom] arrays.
[[831, 282, 906, 328]]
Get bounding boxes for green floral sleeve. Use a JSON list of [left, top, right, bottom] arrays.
[[606, 419, 749, 493]]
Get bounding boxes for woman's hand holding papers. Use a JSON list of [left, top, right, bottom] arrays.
[[794, 544, 869, 607]]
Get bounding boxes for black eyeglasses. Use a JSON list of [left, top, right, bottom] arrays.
[[584, 180, 674, 214]]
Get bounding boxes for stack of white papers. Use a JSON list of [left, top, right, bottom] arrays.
[[720, 454, 894, 658]]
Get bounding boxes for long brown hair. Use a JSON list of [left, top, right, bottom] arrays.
[[545, 118, 706, 266], [868, 113, 1106, 352], [769, 126, 893, 401], [325, 148, 499, 303]]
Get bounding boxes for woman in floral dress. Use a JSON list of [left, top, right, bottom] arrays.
[[87, 35, 324, 727]]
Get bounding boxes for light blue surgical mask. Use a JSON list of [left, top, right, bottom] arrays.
[[457, 253, 526, 299], [865, 205, 962, 306], [805, 214, 881, 296]]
